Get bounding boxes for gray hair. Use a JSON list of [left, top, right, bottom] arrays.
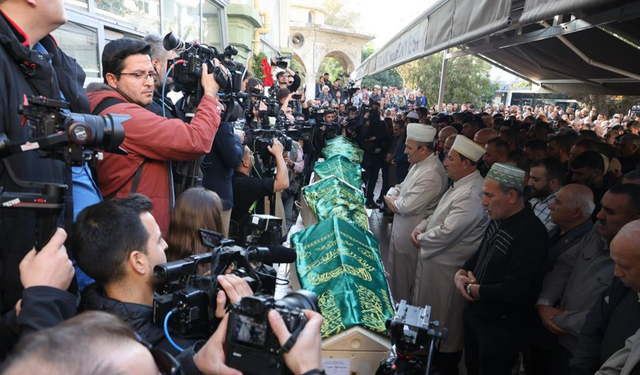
[[612, 219, 640, 255], [569, 191, 596, 220], [143, 33, 169, 61], [498, 181, 524, 198]]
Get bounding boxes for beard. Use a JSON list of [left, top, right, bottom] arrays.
[[531, 185, 551, 198]]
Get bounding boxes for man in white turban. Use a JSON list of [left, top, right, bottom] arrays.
[[385, 124, 447, 303], [411, 135, 489, 373]]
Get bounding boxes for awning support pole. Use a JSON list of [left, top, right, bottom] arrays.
[[437, 49, 448, 112]]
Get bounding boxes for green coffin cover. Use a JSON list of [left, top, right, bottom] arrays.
[[314, 155, 362, 189], [303, 175, 368, 231], [322, 136, 364, 164], [291, 217, 394, 338]]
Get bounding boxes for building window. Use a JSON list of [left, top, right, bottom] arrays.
[[203, 1, 223, 49], [51, 22, 100, 78], [163, 0, 201, 42], [308, 11, 313, 24], [95, 0, 160, 34], [66, 0, 89, 10]]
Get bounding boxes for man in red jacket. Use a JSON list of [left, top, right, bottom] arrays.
[[87, 38, 221, 233]]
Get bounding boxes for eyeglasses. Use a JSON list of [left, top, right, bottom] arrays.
[[134, 333, 181, 375], [120, 71, 159, 82]]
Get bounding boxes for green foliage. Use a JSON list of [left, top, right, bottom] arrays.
[[512, 80, 532, 90], [318, 57, 344, 83], [251, 52, 268, 80], [360, 43, 403, 89], [289, 59, 304, 75], [397, 52, 498, 106], [323, 0, 360, 29], [571, 94, 640, 116], [362, 69, 403, 89]]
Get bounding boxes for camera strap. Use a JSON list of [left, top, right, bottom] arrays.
[[281, 317, 307, 353], [91, 97, 146, 198]]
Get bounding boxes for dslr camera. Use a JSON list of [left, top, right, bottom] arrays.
[[226, 290, 319, 375]]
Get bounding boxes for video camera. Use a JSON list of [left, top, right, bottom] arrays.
[[272, 54, 289, 70], [153, 229, 278, 338], [0, 95, 128, 250], [163, 32, 246, 122], [376, 300, 447, 375], [247, 128, 293, 176], [226, 290, 319, 375], [245, 214, 283, 247], [5, 96, 128, 164]]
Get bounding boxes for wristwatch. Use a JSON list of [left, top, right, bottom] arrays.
[[466, 283, 474, 296]]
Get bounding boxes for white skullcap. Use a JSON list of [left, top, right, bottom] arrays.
[[406, 111, 420, 120], [451, 135, 486, 162], [407, 124, 436, 143]]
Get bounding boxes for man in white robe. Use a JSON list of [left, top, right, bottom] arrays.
[[385, 124, 447, 303], [411, 135, 489, 374]]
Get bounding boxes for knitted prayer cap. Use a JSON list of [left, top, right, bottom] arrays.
[[486, 163, 525, 186]]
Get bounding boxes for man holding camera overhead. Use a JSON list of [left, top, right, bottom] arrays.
[[87, 38, 222, 234], [273, 56, 301, 93]]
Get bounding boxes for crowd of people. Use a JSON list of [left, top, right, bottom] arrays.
[[3, 0, 640, 374], [342, 83, 640, 375]]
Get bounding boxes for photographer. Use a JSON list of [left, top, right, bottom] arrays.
[[88, 38, 222, 234], [144, 34, 210, 200], [0, 0, 101, 312], [274, 88, 293, 118], [245, 77, 269, 130], [273, 57, 301, 93], [231, 141, 289, 243], [73, 195, 254, 355], [143, 34, 179, 118]]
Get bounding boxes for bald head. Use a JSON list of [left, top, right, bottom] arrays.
[[561, 184, 595, 220], [611, 219, 640, 291], [613, 219, 640, 251], [438, 126, 457, 144], [474, 128, 497, 148], [444, 134, 457, 157]]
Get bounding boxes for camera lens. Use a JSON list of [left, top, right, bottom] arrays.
[[277, 290, 319, 312]]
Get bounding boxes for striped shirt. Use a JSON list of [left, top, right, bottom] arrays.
[[530, 192, 557, 234]]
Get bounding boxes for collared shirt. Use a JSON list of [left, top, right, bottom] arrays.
[[530, 192, 557, 234]]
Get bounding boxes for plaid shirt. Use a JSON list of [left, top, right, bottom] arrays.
[[530, 192, 557, 234]]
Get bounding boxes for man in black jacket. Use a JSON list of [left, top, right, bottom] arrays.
[[0, 0, 96, 314], [454, 163, 548, 375], [362, 105, 390, 208], [73, 195, 253, 355]]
